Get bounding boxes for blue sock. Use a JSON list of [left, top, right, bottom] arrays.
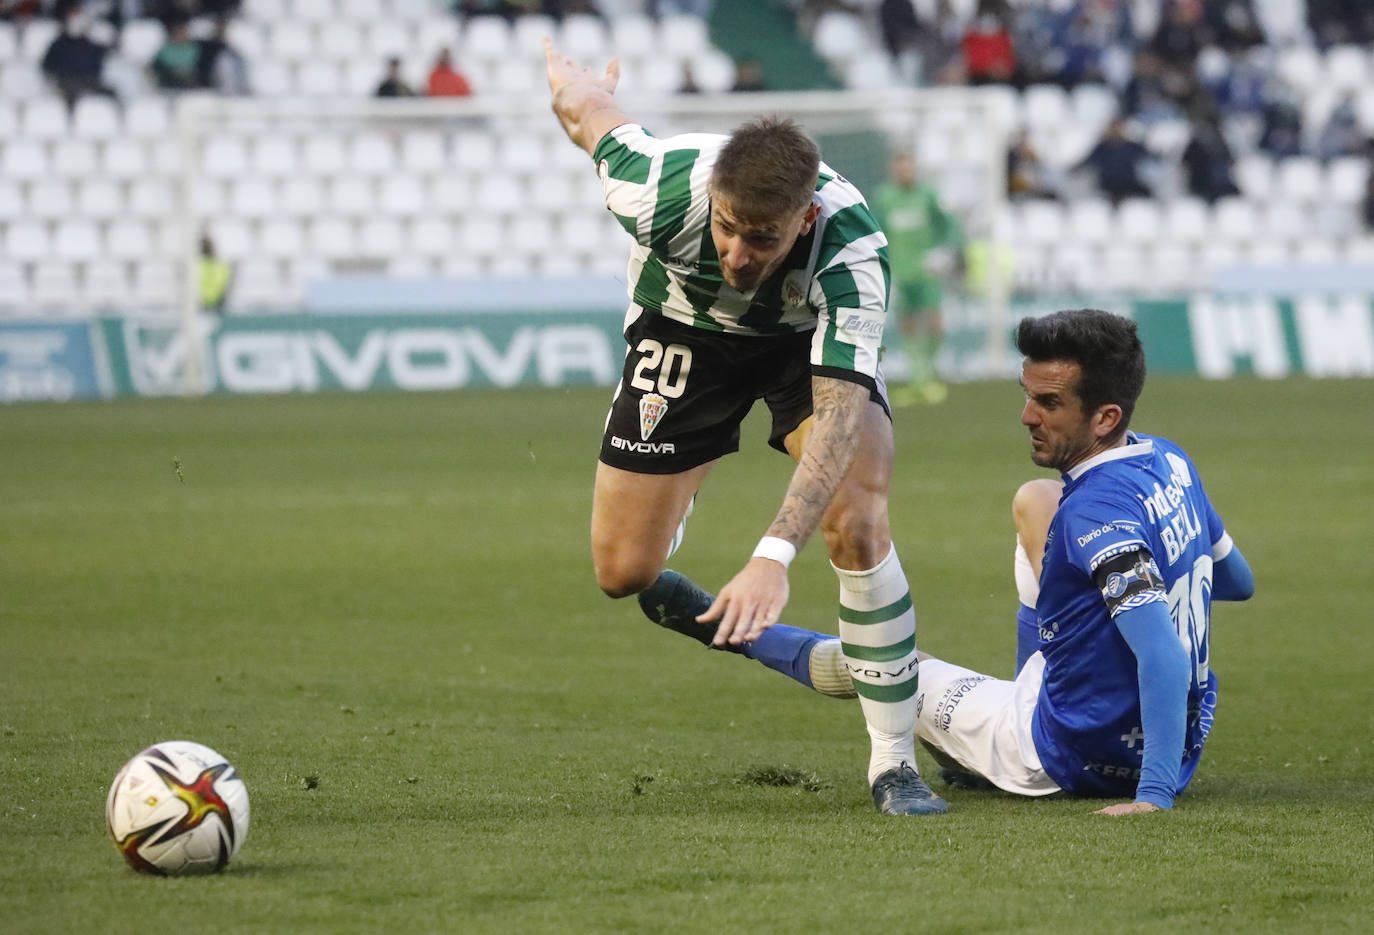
[[741, 624, 825, 689], [1015, 602, 1039, 676]]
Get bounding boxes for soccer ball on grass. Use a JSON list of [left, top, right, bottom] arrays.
[[106, 740, 250, 875]]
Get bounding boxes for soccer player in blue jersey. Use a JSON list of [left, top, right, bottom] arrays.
[[644, 309, 1255, 814]]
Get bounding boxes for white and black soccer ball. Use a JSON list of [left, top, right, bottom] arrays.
[[106, 741, 250, 875]]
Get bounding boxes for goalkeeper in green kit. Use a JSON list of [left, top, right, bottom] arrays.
[[870, 150, 963, 406]]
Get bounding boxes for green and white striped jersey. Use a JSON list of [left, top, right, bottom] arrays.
[[593, 124, 892, 385]]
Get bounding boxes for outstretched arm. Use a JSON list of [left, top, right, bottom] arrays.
[[544, 37, 631, 157], [700, 376, 870, 646]]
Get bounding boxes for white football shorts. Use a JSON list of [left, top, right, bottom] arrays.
[[914, 651, 1062, 796]]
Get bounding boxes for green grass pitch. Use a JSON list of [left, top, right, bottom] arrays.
[[1, 377, 1371, 934]]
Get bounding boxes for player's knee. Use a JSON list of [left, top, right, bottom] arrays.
[[821, 508, 889, 570], [593, 556, 661, 599]]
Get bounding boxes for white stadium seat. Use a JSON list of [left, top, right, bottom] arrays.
[[401, 131, 447, 173], [428, 175, 470, 215], [1017, 200, 1066, 247], [28, 180, 75, 220], [230, 258, 286, 310], [129, 179, 175, 218], [294, 0, 337, 21], [19, 18, 59, 61], [124, 97, 171, 138], [0, 262, 30, 311], [451, 131, 497, 173], [32, 261, 83, 313], [54, 220, 103, 261], [308, 217, 358, 260], [0, 22, 16, 62], [358, 217, 404, 258], [408, 216, 457, 258], [813, 11, 867, 63], [558, 13, 608, 61], [328, 175, 376, 216], [231, 178, 278, 219], [260, 218, 307, 259], [1066, 198, 1113, 245], [1116, 198, 1163, 244], [252, 137, 300, 177], [1162, 197, 1210, 244], [21, 98, 68, 139], [378, 177, 426, 216], [72, 96, 121, 139], [460, 17, 510, 63], [106, 219, 155, 260], [303, 136, 348, 175], [1323, 45, 1368, 92], [225, 20, 266, 61], [76, 179, 124, 219], [694, 49, 737, 93], [102, 138, 149, 179], [296, 60, 345, 97], [282, 177, 325, 217], [120, 19, 166, 65], [658, 13, 709, 59], [85, 259, 133, 310], [192, 178, 228, 216], [269, 22, 314, 62], [151, 137, 184, 174], [0, 62, 46, 101], [512, 14, 558, 57], [0, 179, 22, 221], [203, 137, 250, 178], [53, 139, 100, 179], [254, 60, 293, 97], [208, 218, 254, 260], [7, 220, 52, 263], [317, 22, 364, 62], [349, 132, 398, 175], [1275, 156, 1323, 202], [1022, 84, 1070, 129], [1325, 157, 1368, 203], [132, 261, 180, 307], [339, 0, 386, 19], [369, 21, 415, 59]]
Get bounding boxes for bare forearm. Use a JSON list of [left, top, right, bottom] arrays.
[[768, 377, 868, 547]]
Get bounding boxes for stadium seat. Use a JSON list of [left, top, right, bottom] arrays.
[[845, 56, 896, 92], [1233, 153, 1274, 199], [459, 16, 510, 64], [368, 21, 415, 60], [1261, 200, 1309, 243], [105, 219, 155, 260], [694, 49, 737, 93], [609, 15, 656, 56], [132, 261, 180, 307], [0, 262, 29, 312], [192, 178, 228, 216], [327, 175, 376, 216], [27, 180, 74, 221], [150, 138, 184, 175], [1325, 156, 1368, 203], [230, 258, 286, 310], [251, 137, 300, 177], [339, 0, 386, 20], [124, 97, 171, 138], [451, 131, 498, 174], [242, 0, 280, 22], [1022, 84, 1070, 130], [208, 217, 254, 260], [358, 217, 404, 259], [349, 132, 398, 175], [529, 174, 575, 212], [439, 250, 485, 279], [54, 139, 100, 179], [560, 13, 608, 62], [31, 261, 82, 313], [1342, 236, 1374, 265], [54, 220, 103, 261], [391, 0, 434, 20], [1323, 45, 1367, 93], [5, 220, 49, 263], [254, 60, 293, 97], [1116, 198, 1163, 244], [476, 174, 524, 216], [260, 218, 307, 259], [658, 14, 710, 60], [231, 178, 278, 219], [1162, 197, 1211, 244], [102, 138, 149, 179], [496, 131, 546, 175], [308, 216, 358, 260], [18, 17, 59, 61], [400, 130, 447, 173], [303, 136, 348, 175], [203, 137, 250, 178], [269, 21, 314, 62], [0, 179, 22, 221], [378, 177, 426, 216], [408, 216, 457, 258], [1071, 84, 1118, 132], [282, 177, 325, 217], [72, 96, 120, 139], [1275, 45, 1321, 96], [127, 179, 172, 224], [297, 61, 345, 97], [428, 174, 471, 215], [1066, 198, 1113, 245], [1294, 240, 1338, 266], [1246, 240, 1291, 267], [813, 11, 867, 63], [0, 22, 16, 62], [1150, 243, 1198, 291], [317, 22, 364, 63], [1212, 197, 1258, 244], [1275, 156, 1323, 203], [0, 62, 45, 101], [225, 20, 266, 61], [294, 0, 337, 22], [84, 259, 132, 310], [120, 18, 166, 65], [21, 97, 68, 139], [76, 178, 123, 219]]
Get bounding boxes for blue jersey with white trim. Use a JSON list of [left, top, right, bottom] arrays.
[[1031, 433, 1227, 797]]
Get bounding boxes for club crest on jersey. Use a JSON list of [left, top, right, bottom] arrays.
[[639, 393, 668, 440], [782, 272, 808, 310]]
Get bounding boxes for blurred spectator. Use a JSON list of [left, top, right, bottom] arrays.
[[1121, 52, 1183, 125], [961, 1, 1018, 86], [1150, 0, 1207, 75], [1049, 3, 1117, 89], [375, 57, 413, 97], [151, 16, 202, 90], [1257, 83, 1303, 158], [1074, 116, 1154, 204], [1181, 108, 1240, 202], [871, 150, 962, 406], [198, 234, 232, 316], [426, 47, 472, 97], [196, 16, 250, 95], [1307, 0, 1374, 47], [454, 0, 523, 20], [1213, 46, 1269, 118], [647, 0, 714, 17], [41, 9, 117, 108], [1006, 129, 1061, 201], [878, 0, 920, 64], [1316, 94, 1365, 162], [676, 61, 701, 94], [1363, 157, 1374, 229], [731, 58, 765, 92], [1204, 0, 1264, 53]]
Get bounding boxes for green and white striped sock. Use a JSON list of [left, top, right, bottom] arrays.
[[833, 546, 920, 785]]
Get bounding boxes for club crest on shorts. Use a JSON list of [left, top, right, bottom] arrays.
[[639, 393, 668, 440]]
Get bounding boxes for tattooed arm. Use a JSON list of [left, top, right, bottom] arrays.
[[701, 376, 869, 646]]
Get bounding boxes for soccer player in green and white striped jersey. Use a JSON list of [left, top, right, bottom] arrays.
[[545, 40, 945, 815]]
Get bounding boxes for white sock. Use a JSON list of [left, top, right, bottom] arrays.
[[664, 495, 695, 561], [833, 545, 920, 785]]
